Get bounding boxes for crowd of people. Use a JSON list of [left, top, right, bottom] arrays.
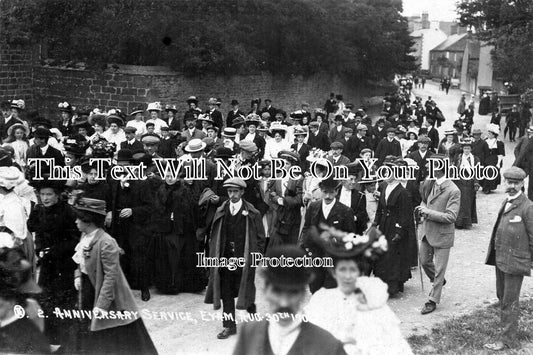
[[0, 80, 530, 354]]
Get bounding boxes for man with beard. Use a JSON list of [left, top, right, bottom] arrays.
[[233, 245, 346, 355], [484, 167, 533, 351]]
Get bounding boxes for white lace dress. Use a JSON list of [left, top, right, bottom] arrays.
[[305, 277, 413, 355]]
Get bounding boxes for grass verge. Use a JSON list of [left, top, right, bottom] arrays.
[[408, 298, 533, 354]]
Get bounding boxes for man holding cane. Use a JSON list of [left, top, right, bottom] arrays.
[[416, 154, 461, 314]]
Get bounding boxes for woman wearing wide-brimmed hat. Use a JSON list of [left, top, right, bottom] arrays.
[[27, 177, 79, 349], [263, 122, 291, 160], [304, 226, 413, 355], [69, 193, 157, 354]]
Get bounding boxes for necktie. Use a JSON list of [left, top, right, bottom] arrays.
[[231, 205, 237, 216], [468, 156, 472, 165], [505, 198, 512, 212]]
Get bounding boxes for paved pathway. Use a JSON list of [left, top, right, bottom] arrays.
[[136, 81, 533, 354]]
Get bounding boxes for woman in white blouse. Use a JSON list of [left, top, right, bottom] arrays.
[[305, 226, 413, 355], [263, 124, 290, 160], [3, 123, 29, 171]]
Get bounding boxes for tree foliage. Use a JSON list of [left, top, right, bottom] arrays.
[[0, 0, 416, 80], [457, 0, 533, 91]]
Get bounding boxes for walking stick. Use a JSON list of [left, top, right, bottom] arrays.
[[416, 218, 425, 292]]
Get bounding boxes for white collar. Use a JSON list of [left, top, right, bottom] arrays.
[[268, 318, 302, 355], [0, 313, 19, 328], [387, 180, 400, 189], [435, 175, 446, 185], [40, 144, 49, 151], [507, 191, 522, 201], [128, 138, 136, 144], [229, 199, 243, 213]]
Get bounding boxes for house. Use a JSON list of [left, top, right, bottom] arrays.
[[429, 33, 469, 79], [410, 28, 448, 70]]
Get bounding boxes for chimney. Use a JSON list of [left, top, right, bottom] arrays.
[[421, 12, 430, 29]]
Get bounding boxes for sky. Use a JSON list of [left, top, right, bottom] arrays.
[[402, 0, 459, 21]]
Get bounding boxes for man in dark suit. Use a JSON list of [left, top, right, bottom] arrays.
[[181, 114, 206, 142], [339, 128, 358, 161], [233, 245, 346, 355], [371, 118, 388, 150], [120, 126, 144, 153], [328, 141, 350, 166], [158, 126, 177, 158], [407, 136, 434, 182], [226, 100, 245, 128], [416, 155, 461, 315], [206, 97, 224, 131], [26, 128, 65, 172], [300, 177, 356, 293], [308, 122, 330, 151], [352, 124, 373, 160], [328, 115, 346, 142], [323, 92, 337, 118], [260, 99, 277, 121], [375, 128, 402, 166], [291, 127, 310, 171], [426, 119, 440, 152], [484, 167, 533, 351]]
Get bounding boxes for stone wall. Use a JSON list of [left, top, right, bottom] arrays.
[[33, 65, 392, 122], [0, 45, 35, 106]]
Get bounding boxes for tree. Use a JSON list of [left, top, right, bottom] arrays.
[[457, 0, 533, 92], [0, 0, 416, 80]]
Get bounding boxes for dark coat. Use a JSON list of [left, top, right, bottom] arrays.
[[407, 149, 434, 182], [375, 138, 402, 165], [291, 142, 311, 171], [207, 109, 224, 130], [233, 320, 347, 355], [328, 125, 346, 142], [350, 135, 372, 160], [471, 138, 490, 166], [26, 144, 65, 167], [158, 137, 177, 158], [205, 200, 265, 310], [268, 178, 304, 247], [327, 155, 351, 166], [307, 131, 330, 151], [337, 189, 369, 235], [120, 139, 144, 153], [261, 106, 278, 121], [167, 116, 182, 132], [226, 109, 245, 127], [373, 183, 413, 283], [427, 127, 440, 152], [486, 193, 533, 276]]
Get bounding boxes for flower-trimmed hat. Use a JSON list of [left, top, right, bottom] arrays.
[[147, 102, 162, 112], [10, 99, 25, 111], [70, 191, 107, 216], [312, 224, 387, 260], [165, 104, 178, 112], [129, 105, 145, 116], [58, 101, 72, 113]]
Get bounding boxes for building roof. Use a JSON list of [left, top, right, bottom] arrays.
[[431, 33, 469, 52]]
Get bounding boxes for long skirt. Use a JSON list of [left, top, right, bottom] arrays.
[[454, 179, 477, 228], [482, 152, 501, 191], [72, 274, 158, 355], [151, 231, 206, 294]]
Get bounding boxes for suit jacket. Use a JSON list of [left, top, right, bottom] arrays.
[[81, 229, 138, 331], [120, 139, 144, 153], [419, 179, 461, 248], [26, 144, 65, 166], [407, 149, 434, 182], [291, 142, 311, 171], [226, 109, 245, 127], [301, 199, 356, 247], [375, 138, 402, 165], [207, 109, 224, 129], [486, 193, 533, 276], [328, 126, 346, 142], [337, 190, 368, 234], [167, 116, 182, 132], [181, 128, 206, 141], [427, 127, 439, 152], [307, 132, 330, 151], [327, 155, 350, 166], [261, 106, 278, 121], [233, 320, 346, 355]]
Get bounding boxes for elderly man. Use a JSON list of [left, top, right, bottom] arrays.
[[233, 245, 346, 355], [484, 167, 533, 351], [205, 178, 265, 339], [416, 154, 461, 314]]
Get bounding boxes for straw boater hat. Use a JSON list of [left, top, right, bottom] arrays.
[[222, 127, 237, 138], [459, 137, 474, 146], [184, 138, 207, 153], [147, 102, 162, 112], [444, 129, 456, 136], [293, 126, 307, 136]]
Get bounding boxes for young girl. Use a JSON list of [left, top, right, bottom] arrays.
[[4, 124, 29, 171]]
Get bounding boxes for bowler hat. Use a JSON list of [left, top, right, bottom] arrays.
[[503, 167, 526, 181], [318, 177, 341, 190], [34, 127, 51, 139], [261, 245, 314, 290], [117, 149, 133, 163], [231, 99, 239, 106], [215, 147, 234, 159]]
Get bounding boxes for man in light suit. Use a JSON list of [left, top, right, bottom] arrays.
[[233, 245, 346, 355], [416, 154, 461, 314], [484, 167, 533, 351]]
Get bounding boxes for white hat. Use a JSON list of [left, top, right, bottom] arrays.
[[487, 123, 500, 135], [269, 122, 287, 133], [147, 102, 162, 112], [0, 166, 24, 190]]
